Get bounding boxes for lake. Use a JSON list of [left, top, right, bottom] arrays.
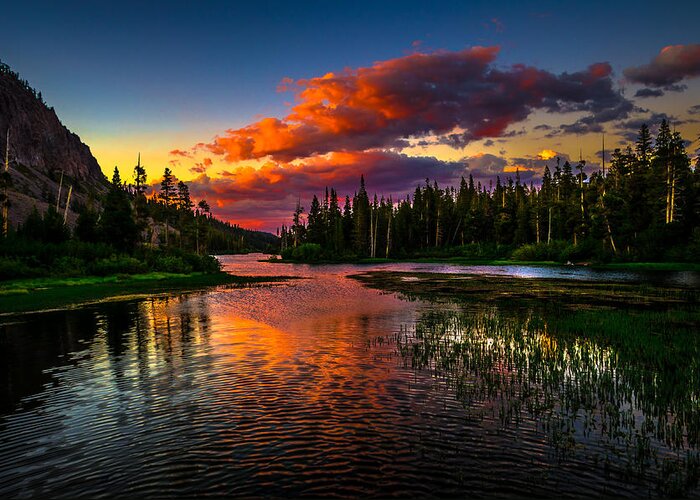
[[1, 254, 698, 497]]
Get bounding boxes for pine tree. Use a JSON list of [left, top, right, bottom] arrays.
[[160, 167, 175, 246], [307, 195, 323, 244], [353, 175, 370, 255], [281, 121, 698, 262], [99, 167, 138, 252], [133, 154, 147, 195]]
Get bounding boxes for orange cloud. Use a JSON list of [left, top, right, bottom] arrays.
[[192, 47, 628, 163], [170, 149, 193, 158]]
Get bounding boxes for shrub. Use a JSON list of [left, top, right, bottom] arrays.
[[0, 257, 42, 280], [281, 243, 323, 262], [197, 254, 221, 273], [151, 255, 193, 274], [559, 239, 603, 263], [511, 241, 568, 261], [53, 256, 85, 277], [456, 243, 512, 260], [89, 256, 147, 276]]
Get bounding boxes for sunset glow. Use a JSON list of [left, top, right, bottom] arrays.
[[4, 1, 698, 232]]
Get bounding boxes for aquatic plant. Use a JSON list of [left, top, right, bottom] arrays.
[[386, 305, 700, 495]]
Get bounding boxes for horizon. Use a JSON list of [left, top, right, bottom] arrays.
[[3, 0, 700, 232]]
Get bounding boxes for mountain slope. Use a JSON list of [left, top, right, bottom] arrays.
[[0, 61, 108, 227]]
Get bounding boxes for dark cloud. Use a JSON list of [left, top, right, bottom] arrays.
[[616, 112, 675, 132], [461, 153, 507, 179], [688, 104, 700, 115], [510, 150, 571, 171], [624, 44, 700, 87], [611, 112, 677, 142], [634, 88, 664, 98], [663, 83, 687, 92], [190, 48, 631, 162], [557, 119, 604, 136]]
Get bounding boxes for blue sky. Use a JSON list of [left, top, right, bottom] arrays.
[[4, 0, 698, 133]]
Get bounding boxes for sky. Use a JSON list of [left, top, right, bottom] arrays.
[[2, 0, 700, 231]]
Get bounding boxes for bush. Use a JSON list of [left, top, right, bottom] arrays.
[[559, 239, 604, 263], [89, 256, 147, 276], [0, 257, 42, 280], [151, 255, 193, 274], [140, 248, 221, 274], [53, 256, 85, 277], [197, 254, 221, 273], [511, 241, 567, 261], [281, 243, 323, 262]]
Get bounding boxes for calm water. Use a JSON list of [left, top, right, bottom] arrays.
[[0, 255, 698, 497]]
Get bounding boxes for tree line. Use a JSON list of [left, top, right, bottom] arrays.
[[0, 158, 276, 279], [280, 120, 699, 262], [0, 61, 48, 107]]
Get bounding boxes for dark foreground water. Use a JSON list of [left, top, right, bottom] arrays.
[[0, 255, 698, 497]]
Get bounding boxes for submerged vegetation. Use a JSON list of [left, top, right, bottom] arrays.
[[352, 271, 698, 308], [388, 307, 700, 496], [281, 121, 699, 264], [357, 270, 700, 495]]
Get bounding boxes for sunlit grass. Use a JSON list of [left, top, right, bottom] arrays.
[[0, 272, 291, 314]]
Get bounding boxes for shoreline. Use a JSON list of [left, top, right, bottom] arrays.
[[0, 272, 292, 315], [349, 270, 699, 307], [265, 256, 700, 272]]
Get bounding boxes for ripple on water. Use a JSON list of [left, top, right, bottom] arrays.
[[0, 254, 697, 497]]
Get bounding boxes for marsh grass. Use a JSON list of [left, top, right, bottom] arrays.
[[387, 307, 700, 495], [357, 271, 700, 495]]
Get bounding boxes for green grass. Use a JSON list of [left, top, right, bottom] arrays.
[[0, 272, 290, 314]]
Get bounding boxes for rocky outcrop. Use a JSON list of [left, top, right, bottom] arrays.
[[0, 62, 108, 228]]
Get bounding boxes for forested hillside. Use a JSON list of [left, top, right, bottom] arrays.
[[281, 121, 700, 263], [0, 61, 278, 279]]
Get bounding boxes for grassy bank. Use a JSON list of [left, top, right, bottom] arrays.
[[0, 272, 290, 314]]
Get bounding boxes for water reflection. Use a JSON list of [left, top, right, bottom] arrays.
[[394, 305, 700, 496], [0, 255, 698, 497]]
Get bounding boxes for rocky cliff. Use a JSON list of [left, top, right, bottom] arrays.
[[0, 61, 108, 227]]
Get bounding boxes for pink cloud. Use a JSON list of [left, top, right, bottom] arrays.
[[624, 44, 700, 87]]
